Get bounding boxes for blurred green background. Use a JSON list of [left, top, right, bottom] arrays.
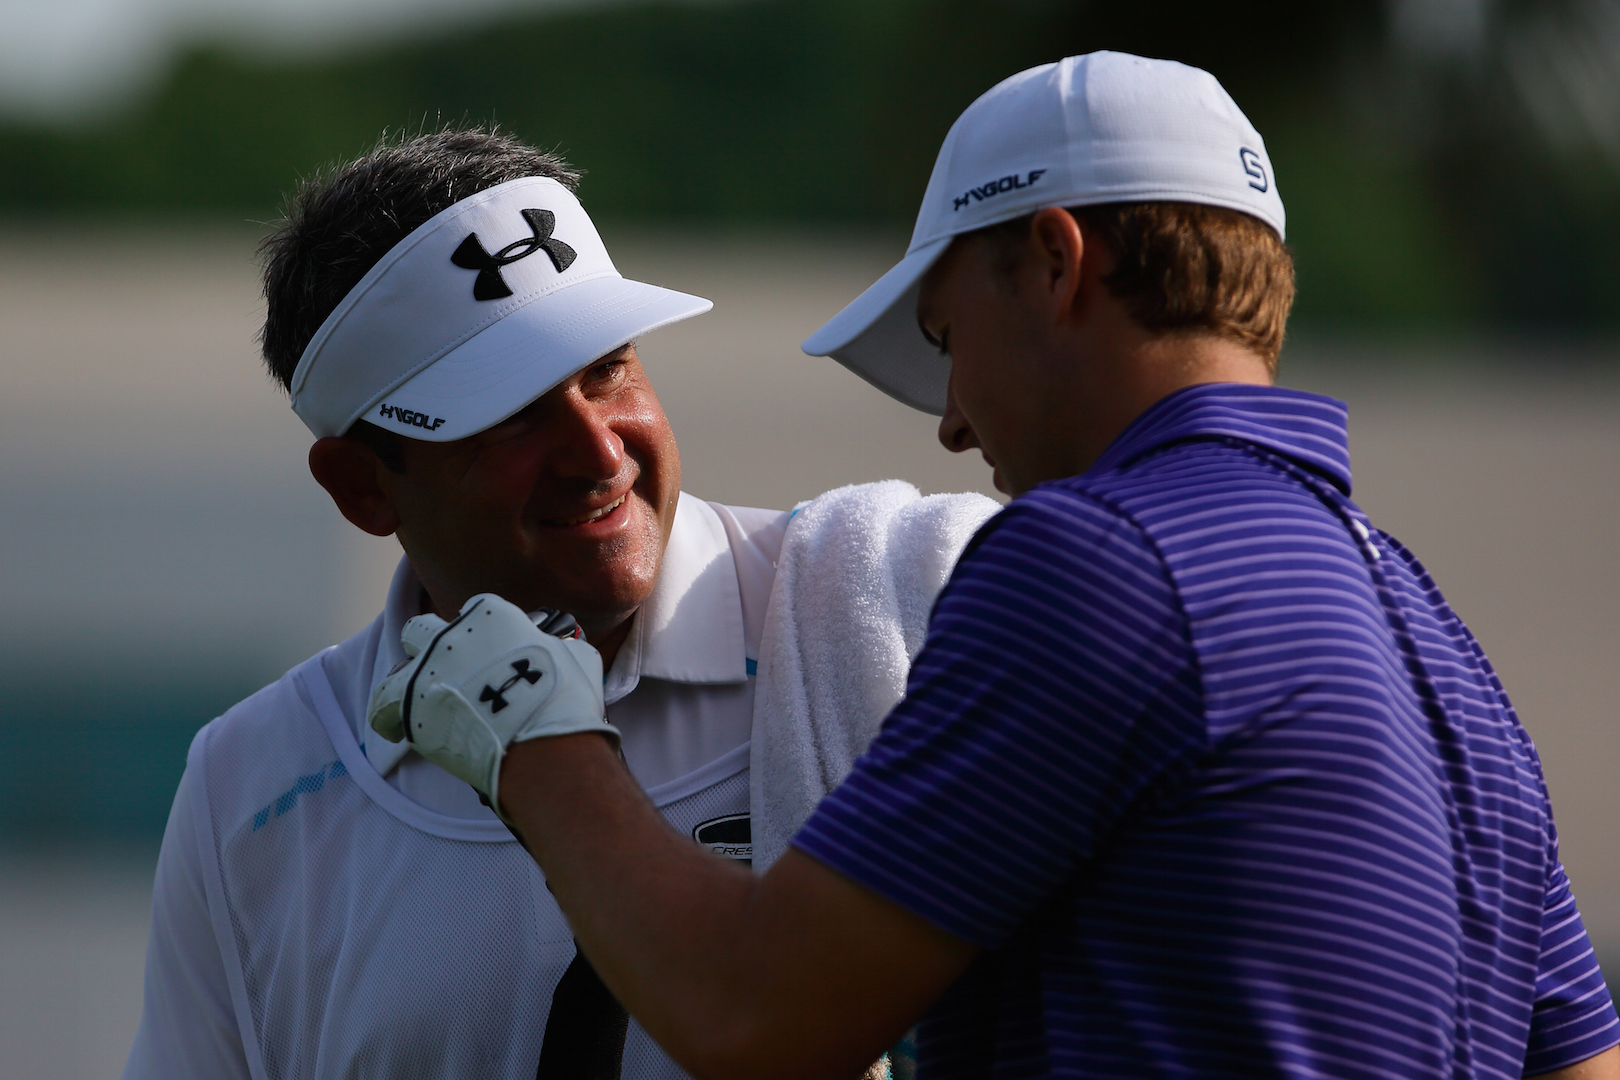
[[4, 0, 1619, 330]]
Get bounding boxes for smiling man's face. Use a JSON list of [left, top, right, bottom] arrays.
[[378, 343, 680, 637]]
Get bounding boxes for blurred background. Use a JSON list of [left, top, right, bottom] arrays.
[[1, 1, 1616, 1076]]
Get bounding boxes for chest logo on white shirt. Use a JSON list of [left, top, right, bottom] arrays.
[[694, 814, 752, 865]]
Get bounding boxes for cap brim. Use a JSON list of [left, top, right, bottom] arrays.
[[353, 276, 711, 442], [800, 236, 952, 415]]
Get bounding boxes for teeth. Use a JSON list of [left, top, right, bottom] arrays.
[[560, 495, 624, 526]]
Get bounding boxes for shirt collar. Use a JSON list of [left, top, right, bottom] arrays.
[[360, 490, 748, 774], [1089, 383, 1353, 494], [361, 557, 427, 777], [603, 492, 748, 704]]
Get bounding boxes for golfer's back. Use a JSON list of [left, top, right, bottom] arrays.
[[1080, 386, 1594, 1076], [797, 383, 1617, 1078]]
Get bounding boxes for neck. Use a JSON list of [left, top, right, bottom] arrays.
[[1118, 331, 1272, 428], [581, 613, 635, 673], [1050, 332, 1273, 483]]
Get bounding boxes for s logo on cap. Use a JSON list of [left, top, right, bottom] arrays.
[[1239, 148, 1268, 193], [450, 207, 578, 301]]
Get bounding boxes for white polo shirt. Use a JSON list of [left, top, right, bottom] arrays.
[[124, 493, 789, 1080]]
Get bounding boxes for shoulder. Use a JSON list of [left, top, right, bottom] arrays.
[[195, 666, 318, 761], [187, 651, 349, 833], [927, 484, 1184, 660], [704, 500, 791, 658], [706, 500, 792, 568], [954, 481, 1164, 591], [775, 480, 1000, 587], [1083, 433, 1338, 534], [201, 606, 383, 768]]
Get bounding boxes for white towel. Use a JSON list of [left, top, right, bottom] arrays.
[[749, 480, 1001, 871]]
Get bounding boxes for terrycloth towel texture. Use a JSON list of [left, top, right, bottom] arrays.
[[750, 480, 1001, 870]]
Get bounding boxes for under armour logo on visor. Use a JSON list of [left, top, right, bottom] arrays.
[[450, 208, 578, 301], [479, 658, 542, 713]]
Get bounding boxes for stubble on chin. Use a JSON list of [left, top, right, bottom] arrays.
[[543, 496, 667, 620]]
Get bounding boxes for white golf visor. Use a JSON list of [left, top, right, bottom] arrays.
[[802, 52, 1287, 415], [290, 175, 712, 441]]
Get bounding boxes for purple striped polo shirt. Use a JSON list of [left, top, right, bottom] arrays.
[[795, 383, 1617, 1079]]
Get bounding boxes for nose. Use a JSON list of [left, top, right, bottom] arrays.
[[549, 395, 625, 483], [936, 372, 979, 454]]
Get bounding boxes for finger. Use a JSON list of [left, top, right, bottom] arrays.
[[367, 671, 409, 742], [400, 613, 449, 658]]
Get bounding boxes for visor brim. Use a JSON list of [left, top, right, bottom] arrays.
[[351, 276, 711, 442]]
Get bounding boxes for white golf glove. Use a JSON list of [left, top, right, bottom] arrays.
[[368, 593, 617, 821]]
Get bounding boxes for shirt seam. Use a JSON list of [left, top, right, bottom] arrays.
[[192, 720, 274, 1080], [1012, 484, 1215, 865], [1003, 483, 1211, 756]]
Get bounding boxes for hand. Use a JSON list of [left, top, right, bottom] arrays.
[[367, 593, 615, 819]]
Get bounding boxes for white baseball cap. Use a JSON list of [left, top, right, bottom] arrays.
[[290, 175, 712, 441], [801, 51, 1286, 414]]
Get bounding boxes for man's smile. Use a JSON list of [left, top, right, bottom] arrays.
[[549, 493, 627, 527]]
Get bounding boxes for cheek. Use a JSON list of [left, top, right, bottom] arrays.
[[397, 451, 539, 560], [947, 345, 1002, 426], [624, 506, 670, 576], [618, 406, 681, 501], [952, 302, 1035, 425], [473, 452, 546, 508]]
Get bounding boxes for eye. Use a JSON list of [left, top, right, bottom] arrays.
[[478, 398, 545, 442], [585, 358, 627, 388]]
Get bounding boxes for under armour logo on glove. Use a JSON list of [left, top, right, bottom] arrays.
[[480, 659, 542, 713], [366, 593, 613, 819], [450, 208, 578, 300]]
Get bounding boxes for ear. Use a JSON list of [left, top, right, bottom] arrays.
[[1025, 206, 1091, 324], [308, 436, 401, 537]]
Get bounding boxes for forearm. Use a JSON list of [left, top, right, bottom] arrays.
[[499, 734, 971, 1080], [501, 735, 765, 1063]]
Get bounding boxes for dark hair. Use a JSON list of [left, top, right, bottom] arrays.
[[983, 202, 1295, 370], [257, 126, 581, 466]]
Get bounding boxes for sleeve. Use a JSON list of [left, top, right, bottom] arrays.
[[791, 489, 1204, 948], [1447, 611, 1620, 1075], [1522, 814, 1619, 1076], [122, 748, 254, 1080]]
